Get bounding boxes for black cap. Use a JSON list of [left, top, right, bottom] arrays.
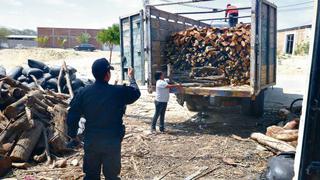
[[91, 58, 114, 80]]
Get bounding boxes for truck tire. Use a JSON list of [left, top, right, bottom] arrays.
[[28, 59, 50, 73], [8, 66, 23, 80], [241, 90, 265, 117]]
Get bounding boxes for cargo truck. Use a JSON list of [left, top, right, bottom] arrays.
[[120, 0, 277, 116]]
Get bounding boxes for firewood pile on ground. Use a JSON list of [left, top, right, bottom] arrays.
[[0, 71, 78, 177], [251, 107, 301, 153], [166, 23, 251, 87]]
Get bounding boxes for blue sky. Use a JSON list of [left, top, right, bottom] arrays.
[[0, 0, 315, 30]]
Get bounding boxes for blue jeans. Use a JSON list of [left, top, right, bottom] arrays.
[[229, 13, 238, 27], [151, 101, 168, 131], [83, 143, 121, 180]]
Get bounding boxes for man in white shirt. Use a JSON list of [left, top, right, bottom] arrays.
[[151, 71, 180, 133]]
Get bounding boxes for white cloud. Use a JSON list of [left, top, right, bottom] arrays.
[[39, 0, 79, 8], [0, 0, 23, 6]]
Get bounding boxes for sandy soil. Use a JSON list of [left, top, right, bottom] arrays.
[[0, 48, 308, 179]]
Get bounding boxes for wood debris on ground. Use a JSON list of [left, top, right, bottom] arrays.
[[0, 74, 80, 178], [251, 108, 300, 153]]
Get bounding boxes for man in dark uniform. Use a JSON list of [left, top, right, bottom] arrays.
[[225, 4, 239, 27], [67, 58, 141, 180]]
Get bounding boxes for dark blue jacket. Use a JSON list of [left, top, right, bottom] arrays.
[[67, 78, 140, 146]]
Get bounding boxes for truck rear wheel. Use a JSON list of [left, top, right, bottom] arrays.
[[242, 90, 265, 117]]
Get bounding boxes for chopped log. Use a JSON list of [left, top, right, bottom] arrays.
[[266, 126, 298, 142], [62, 61, 74, 98], [49, 105, 68, 154], [30, 75, 45, 92], [8, 87, 25, 99], [10, 120, 44, 162], [0, 95, 16, 111], [57, 65, 64, 93], [0, 76, 31, 92], [0, 115, 31, 144], [4, 90, 42, 119], [1, 142, 14, 154], [12, 162, 31, 169], [284, 118, 300, 130], [193, 75, 226, 81], [251, 133, 296, 152]]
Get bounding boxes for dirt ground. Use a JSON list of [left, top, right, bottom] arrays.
[[0, 48, 308, 179]]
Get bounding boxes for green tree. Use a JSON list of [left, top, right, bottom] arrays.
[[294, 41, 310, 55], [76, 32, 91, 44], [36, 36, 49, 47], [96, 24, 120, 63], [0, 28, 10, 48], [57, 37, 67, 49]]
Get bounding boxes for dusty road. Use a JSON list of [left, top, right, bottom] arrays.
[[0, 48, 308, 179]]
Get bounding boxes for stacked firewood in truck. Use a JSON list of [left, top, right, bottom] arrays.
[[166, 23, 251, 87], [0, 74, 71, 175]]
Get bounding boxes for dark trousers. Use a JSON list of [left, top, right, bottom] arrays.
[[151, 101, 168, 131], [229, 13, 238, 27], [83, 143, 121, 180]]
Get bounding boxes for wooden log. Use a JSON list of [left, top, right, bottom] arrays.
[[62, 61, 74, 98], [284, 118, 300, 130], [4, 90, 42, 119], [9, 87, 25, 99], [49, 105, 68, 154], [30, 75, 45, 92], [57, 65, 64, 93], [251, 133, 296, 152], [0, 115, 31, 144], [193, 74, 225, 81], [10, 120, 44, 162], [266, 126, 299, 142], [0, 76, 30, 92], [34, 127, 52, 164]]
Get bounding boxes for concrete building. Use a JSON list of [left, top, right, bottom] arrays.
[[3, 35, 37, 48], [277, 25, 312, 55], [37, 27, 102, 49]]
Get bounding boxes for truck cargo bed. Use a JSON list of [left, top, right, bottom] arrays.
[[182, 84, 252, 97]]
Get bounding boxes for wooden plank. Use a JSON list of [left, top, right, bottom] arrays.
[[261, 65, 267, 86], [183, 85, 252, 97]]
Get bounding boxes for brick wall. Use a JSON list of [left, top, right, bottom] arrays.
[[277, 26, 312, 55], [37, 27, 102, 49]]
